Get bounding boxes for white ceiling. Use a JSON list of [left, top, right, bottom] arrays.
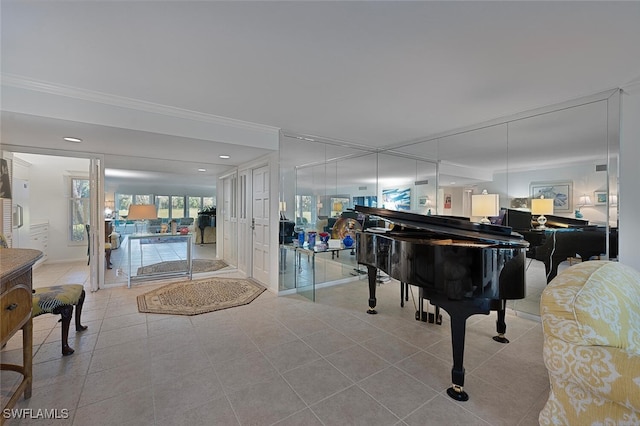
[[2, 1, 640, 188]]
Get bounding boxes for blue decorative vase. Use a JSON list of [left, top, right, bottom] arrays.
[[307, 231, 316, 247], [297, 230, 305, 247], [343, 235, 354, 248], [574, 209, 583, 219]]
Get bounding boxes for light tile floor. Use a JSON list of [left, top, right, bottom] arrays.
[[1, 258, 550, 425]]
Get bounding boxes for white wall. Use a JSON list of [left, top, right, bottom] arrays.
[[619, 83, 640, 271], [23, 154, 90, 263]]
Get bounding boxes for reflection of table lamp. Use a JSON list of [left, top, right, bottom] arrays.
[[104, 200, 114, 219], [127, 204, 157, 233], [425, 196, 432, 215], [471, 190, 499, 224], [333, 202, 343, 214], [279, 201, 287, 220], [575, 195, 592, 218], [531, 196, 554, 229]]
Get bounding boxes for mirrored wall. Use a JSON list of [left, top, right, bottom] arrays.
[[279, 89, 620, 315]]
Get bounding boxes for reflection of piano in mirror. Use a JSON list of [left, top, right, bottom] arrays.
[[504, 209, 618, 282], [355, 206, 528, 401]]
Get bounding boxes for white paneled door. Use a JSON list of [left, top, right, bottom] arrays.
[[251, 165, 269, 285]]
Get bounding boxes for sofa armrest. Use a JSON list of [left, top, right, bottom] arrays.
[[544, 335, 640, 412]]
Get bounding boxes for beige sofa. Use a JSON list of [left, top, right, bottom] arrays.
[[539, 261, 640, 425]]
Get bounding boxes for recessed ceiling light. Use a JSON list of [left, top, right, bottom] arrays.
[[198, 168, 206, 172], [219, 155, 230, 159], [63, 137, 82, 143]]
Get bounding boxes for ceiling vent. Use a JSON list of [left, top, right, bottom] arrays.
[[414, 180, 429, 186], [358, 186, 367, 190], [596, 164, 607, 172]]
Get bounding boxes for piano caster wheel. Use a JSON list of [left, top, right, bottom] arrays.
[[447, 386, 469, 402], [367, 308, 377, 315], [492, 335, 510, 344]]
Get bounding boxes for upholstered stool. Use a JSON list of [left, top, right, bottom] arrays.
[[32, 285, 87, 356]]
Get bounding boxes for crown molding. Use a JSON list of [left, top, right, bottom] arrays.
[[1, 73, 280, 135]]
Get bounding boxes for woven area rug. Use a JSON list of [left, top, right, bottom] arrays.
[[137, 259, 227, 275], [137, 277, 265, 315]]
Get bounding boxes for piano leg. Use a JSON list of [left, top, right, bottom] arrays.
[[435, 298, 492, 402], [366, 265, 377, 314], [400, 281, 408, 307], [492, 300, 510, 344]]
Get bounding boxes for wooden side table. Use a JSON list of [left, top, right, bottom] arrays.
[[1, 248, 42, 424]]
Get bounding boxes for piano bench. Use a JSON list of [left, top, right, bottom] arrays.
[[32, 285, 88, 356]]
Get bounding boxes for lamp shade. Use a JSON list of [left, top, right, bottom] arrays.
[[127, 204, 157, 220], [279, 201, 287, 211], [578, 195, 592, 206], [471, 192, 499, 221], [531, 198, 554, 215]]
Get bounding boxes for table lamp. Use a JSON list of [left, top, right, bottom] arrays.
[[575, 194, 591, 218], [127, 204, 157, 233], [471, 190, 499, 224], [531, 196, 554, 229]]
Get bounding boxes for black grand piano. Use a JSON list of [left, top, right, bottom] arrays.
[[355, 206, 528, 402]]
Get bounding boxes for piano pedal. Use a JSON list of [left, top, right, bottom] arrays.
[[415, 305, 442, 325]]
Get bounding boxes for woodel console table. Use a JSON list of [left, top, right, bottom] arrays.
[[1, 248, 43, 421]]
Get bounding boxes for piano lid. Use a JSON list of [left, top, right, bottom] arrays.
[[355, 205, 528, 247]]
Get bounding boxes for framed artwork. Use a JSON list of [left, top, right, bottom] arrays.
[[0, 158, 11, 199], [594, 191, 607, 205], [382, 187, 411, 210], [444, 193, 452, 209], [510, 197, 529, 209], [530, 181, 573, 213]]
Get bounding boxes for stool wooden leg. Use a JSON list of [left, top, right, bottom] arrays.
[[75, 290, 88, 332], [55, 305, 75, 356]]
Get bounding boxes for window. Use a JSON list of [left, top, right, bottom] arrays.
[[70, 177, 90, 242], [171, 196, 185, 219], [156, 195, 170, 219], [116, 194, 132, 218], [135, 194, 152, 204], [188, 196, 202, 218]]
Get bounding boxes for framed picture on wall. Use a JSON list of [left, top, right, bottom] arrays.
[[382, 187, 411, 210], [594, 191, 607, 205], [510, 197, 529, 209], [0, 158, 11, 199], [530, 181, 573, 213]]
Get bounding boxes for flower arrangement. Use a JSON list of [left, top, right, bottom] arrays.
[[198, 206, 216, 215]]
